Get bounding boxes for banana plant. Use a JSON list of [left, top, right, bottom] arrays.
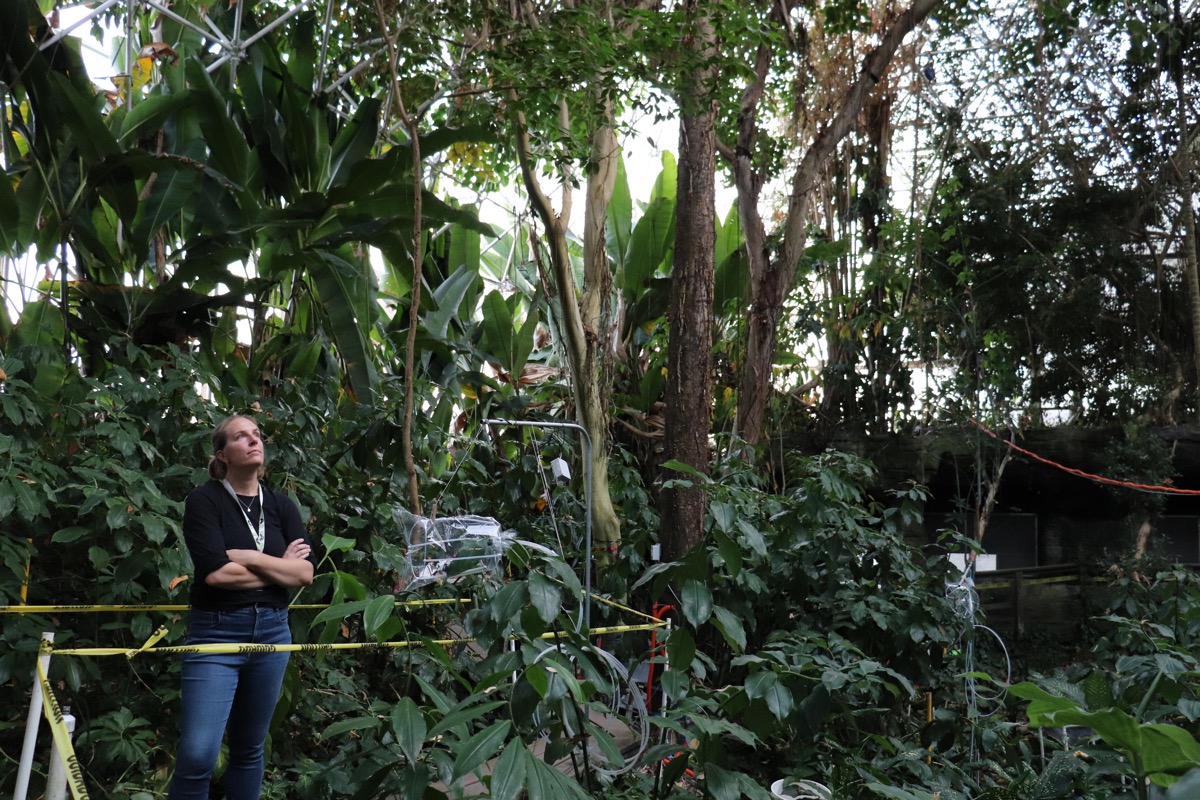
[[1010, 670, 1200, 797], [2, 1, 492, 408]]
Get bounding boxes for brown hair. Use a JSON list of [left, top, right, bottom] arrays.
[[207, 415, 266, 480]]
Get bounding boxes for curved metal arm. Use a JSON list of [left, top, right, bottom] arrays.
[[484, 418, 593, 632]]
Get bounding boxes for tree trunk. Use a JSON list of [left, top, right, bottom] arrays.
[[580, 116, 623, 566], [733, 0, 941, 447], [661, 0, 717, 562], [511, 93, 624, 569], [1175, 0, 1200, 421]]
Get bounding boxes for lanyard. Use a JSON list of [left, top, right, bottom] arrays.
[[222, 480, 266, 551]]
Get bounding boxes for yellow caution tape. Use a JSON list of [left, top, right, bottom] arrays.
[[0, 598, 471, 614], [37, 658, 90, 800], [127, 625, 169, 659], [590, 592, 666, 624], [49, 621, 667, 657]]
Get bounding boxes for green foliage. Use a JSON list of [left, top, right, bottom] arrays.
[[1098, 424, 1176, 525], [636, 452, 964, 795], [973, 569, 1200, 800], [0, 338, 639, 798], [917, 0, 1200, 425]]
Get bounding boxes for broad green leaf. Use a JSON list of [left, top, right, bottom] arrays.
[[427, 700, 507, 739], [1083, 671, 1115, 711], [710, 500, 736, 533], [322, 533, 356, 553], [185, 60, 250, 188], [681, 579, 713, 626], [1166, 767, 1200, 798], [714, 204, 748, 312], [489, 581, 528, 625], [308, 249, 379, 404], [1140, 724, 1200, 783], [425, 262, 481, 340], [523, 749, 592, 800], [51, 527, 90, 543], [621, 193, 675, 298], [512, 307, 539, 379], [607, 152, 632, 272], [711, 605, 747, 651], [391, 698, 426, 764], [661, 668, 688, 702], [449, 220, 481, 277], [363, 594, 395, 638], [332, 570, 367, 602], [310, 599, 370, 626], [319, 715, 381, 740], [705, 763, 740, 800], [712, 529, 743, 577], [131, 157, 201, 256], [666, 627, 695, 672], [583, 717, 624, 769], [490, 740, 527, 800], [745, 670, 777, 700], [329, 98, 381, 189], [525, 662, 550, 698], [48, 71, 119, 163], [527, 572, 561, 624], [539, 658, 584, 702], [479, 290, 515, 373], [118, 91, 194, 145], [764, 679, 794, 720], [660, 459, 710, 482], [449, 720, 511, 783]]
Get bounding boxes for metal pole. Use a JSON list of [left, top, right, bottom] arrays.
[[483, 419, 593, 631], [45, 706, 76, 800], [37, 0, 124, 50], [124, 0, 136, 108], [13, 632, 54, 800]]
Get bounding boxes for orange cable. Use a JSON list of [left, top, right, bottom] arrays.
[[970, 418, 1200, 496]]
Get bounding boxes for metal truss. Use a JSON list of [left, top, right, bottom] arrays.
[[39, 0, 396, 121]]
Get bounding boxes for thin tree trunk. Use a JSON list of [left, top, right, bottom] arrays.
[[1175, 0, 1200, 420], [734, 0, 940, 447], [580, 118, 623, 566], [661, 0, 717, 562], [511, 93, 624, 568], [375, 0, 424, 515]]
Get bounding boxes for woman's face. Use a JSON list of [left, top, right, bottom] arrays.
[[218, 417, 265, 473]]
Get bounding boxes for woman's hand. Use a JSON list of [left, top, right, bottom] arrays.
[[283, 539, 312, 560]]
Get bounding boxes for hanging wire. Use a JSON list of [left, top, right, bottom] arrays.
[[947, 562, 1012, 766], [530, 641, 651, 778], [530, 432, 570, 560], [424, 417, 494, 518]]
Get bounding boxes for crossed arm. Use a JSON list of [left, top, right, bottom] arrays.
[[203, 539, 315, 589]]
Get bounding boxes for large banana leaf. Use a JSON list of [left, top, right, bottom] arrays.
[[620, 152, 676, 301], [714, 203, 748, 313], [477, 290, 539, 382], [606, 152, 632, 274], [307, 249, 379, 404]]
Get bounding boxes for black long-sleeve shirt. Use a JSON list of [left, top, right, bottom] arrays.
[[182, 479, 315, 610]]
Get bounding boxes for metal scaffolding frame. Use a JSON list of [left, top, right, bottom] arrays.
[[40, 0, 395, 117]]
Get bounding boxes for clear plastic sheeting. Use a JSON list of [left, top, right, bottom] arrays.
[[394, 508, 510, 588]]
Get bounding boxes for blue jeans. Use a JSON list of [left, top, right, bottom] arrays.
[[169, 605, 291, 800]]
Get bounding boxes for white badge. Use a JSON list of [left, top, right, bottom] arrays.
[[222, 480, 266, 551]]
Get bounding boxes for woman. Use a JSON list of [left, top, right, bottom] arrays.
[[169, 414, 315, 800]]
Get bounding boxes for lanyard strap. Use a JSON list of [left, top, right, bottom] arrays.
[[221, 480, 266, 552]]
